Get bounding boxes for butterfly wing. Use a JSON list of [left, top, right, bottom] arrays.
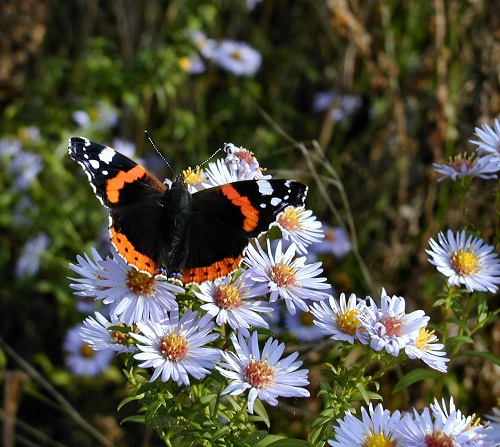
[[180, 179, 308, 284], [68, 137, 168, 274]]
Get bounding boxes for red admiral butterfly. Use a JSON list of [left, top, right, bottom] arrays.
[[68, 137, 308, 284]]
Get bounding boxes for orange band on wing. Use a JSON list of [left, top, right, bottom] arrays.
[[220, 184, 259, 232], [109, 227, 157, 275], [180, 254, 243, 284], [106, 165, 148, 204]]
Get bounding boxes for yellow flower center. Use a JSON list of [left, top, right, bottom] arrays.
[[126, 269, 156, 295], [80, 344, 96, 359], [178, 56, 193, 72], [414, 328, 433, 350], [160, 332, 189, 361], [270, 262, 297, 287], [277, 207, 301, 231], [244, 359, 275, 388], [335, 309, 361, 335], [362, 431, 398, 447], [183, 166, 205, 185], [231, 50, 243, 61], [214, 283, 243, 309], [300, 311, 314, 327], [451, 250, 479, 276]]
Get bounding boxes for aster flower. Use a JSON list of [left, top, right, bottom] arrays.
[[361, 289, 429, 356], [188, 30, 217, 59], [426, 230, 500, 293], [284, 309, 325, 342], [433, 152, 499, 181], [328, 403, 401, 447], [484, 406, 500, 446], [63, 324, 114, 376], [404, 327, 449, 373], [131, 309, 220, 385], [178, 55, 205, 74], [396, 397, 486, 446], [194, 275, 272, 337], [313, 91, 362, 122], [0, 137, 23, 157], [212, 40, 262, 76], [69, 247, 105, 298], [470, 118, 500, 155], [16, 233, 50, 278], [310, 224, 352, 259], [217, 331, 310, 414], [203, 159, 239, 187], [69, 247, 183, 325], [10, 150, 44, 190], [81, 312, 138, 353], [272, 206, 324, 254], [310, 293, 367, 344], [73, 101, 119, 130], [223, 143, 269, 180], [244, 240, 330, 315]]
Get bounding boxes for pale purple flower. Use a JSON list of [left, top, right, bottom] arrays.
[[470, 118, 500, 155], [212, 40, 262, 76], [16, 233, 50, 278]]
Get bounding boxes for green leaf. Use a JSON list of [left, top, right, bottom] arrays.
[[447, 335, 474, 345], [254, 435, 307, 447], [457, 350, 500, 366], [445, 318, 471, 336], [393, 369, 442, 393], [117, 393, 145, 411]]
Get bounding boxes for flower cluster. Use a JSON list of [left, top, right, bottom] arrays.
[[310, 290, 449, 372], [330, 398, 488, 447], [181, 31, 262, 76]]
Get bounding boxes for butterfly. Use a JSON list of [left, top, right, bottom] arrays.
[[68, 136, 308, 284]]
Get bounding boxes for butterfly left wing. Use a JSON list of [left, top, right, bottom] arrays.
[[179, 179, 308, 284]]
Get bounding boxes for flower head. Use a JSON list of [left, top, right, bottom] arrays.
[[63, 324, 114, 376], [223, 143, 268, 180], [69, 247, 183, 325], [470, 118, 500, 155], [484, 406, 500, 446], [244, 240, 330, 315], [310, 224, 352, 259], [328, 403, 401, 447], [16, 233, 50, 278], [194, 275, 272, 337], [361, 289, 429, 356], [132, 309, 220, 385], [273, 206, 324, 254], [404, 327, 449, 373], [433, 152, 500, 181], [217, 331, 310, 414], [426, 230, 500, 293], [310, 293, 367, 344], [211, 40, 262, 76]]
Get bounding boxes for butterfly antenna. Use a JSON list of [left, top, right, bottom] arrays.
[[199, 147, 223, 168], [145, 131, 175, 175]]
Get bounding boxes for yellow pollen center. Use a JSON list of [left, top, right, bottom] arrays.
[[300, 311, 314, 326], [277, 207, 301, 231], [379, 316, 403, 337], [270, 262, 297, 287], [414, 328, 433, 349], [126, 269, 156, 295], [244, 359, 275, 388], [214, 284, 243, 309], [231, 50, 243, 61], [80, 344, 96, 359], [451, 250, 479, 276], [178, 56, 192, 72], [336, 309, 361, 335], [183, 166, 205, 185], [362, 431, 398, 447], [237, 150, 254, 164], [160, 332, 189, 361]]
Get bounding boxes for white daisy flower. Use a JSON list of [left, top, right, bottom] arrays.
[[426, 230, 500, 293], [81, 311, 138, 353], [63, 324, 114, 376], [15, 232, 50, 278], [211, 40, 262, 76], [217, 331, 310, 414], [272, 206, 324, 254], [433, 153, 499, 181], [203, 159, 239, 188], [194, 275, 272, 337], [470, 118, 500, 155], [68, 247, 105, 297], [310, 293, 367, 344], [328, 403, 401, 447], [484, 406, 500, 446], [396, 397, 486, 446], [131, 309, 220, 385], [404, 327, 449, 373], [244, 240, 330, 315], [310, 224, 352, 259], [223, 143, 269, 180], [69, 247, 183, 325], [361, 289, 429, 356]]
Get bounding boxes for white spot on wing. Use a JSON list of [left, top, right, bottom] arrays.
[[257, 180, 273, 195], [89, 159, 100, 169], [271, 197, 282, 206], [99, 147, 115, 164]]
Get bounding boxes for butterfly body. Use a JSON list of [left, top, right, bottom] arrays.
[[68, 137, 307, 284]]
